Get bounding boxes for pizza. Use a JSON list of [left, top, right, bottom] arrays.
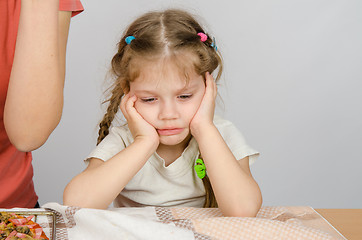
[[0, 212, 49, 240]]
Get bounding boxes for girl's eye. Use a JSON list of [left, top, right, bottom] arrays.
[[141, 98, 156, 103], [178, 94, 192, 100]]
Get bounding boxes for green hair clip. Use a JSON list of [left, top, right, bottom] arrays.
[[194, 158, 206, 179]]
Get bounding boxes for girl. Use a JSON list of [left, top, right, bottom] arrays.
[[63, 9, 262, 217]]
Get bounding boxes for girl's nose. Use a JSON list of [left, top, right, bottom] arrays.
[[159, 101, 179, 120]]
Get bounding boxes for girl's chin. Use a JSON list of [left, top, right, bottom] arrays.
[[159, 137, 185, 146]]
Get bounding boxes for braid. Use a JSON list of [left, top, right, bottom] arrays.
[[198, 154, 218, 208], [97, 82, 123, 145], [97, 36, 130, 145], [202, 175, 218, 208]]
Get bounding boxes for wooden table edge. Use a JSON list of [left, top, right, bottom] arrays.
[[315, 208, 362, 240]]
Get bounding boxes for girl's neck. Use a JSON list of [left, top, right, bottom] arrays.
[[156, 135, 192, 167]]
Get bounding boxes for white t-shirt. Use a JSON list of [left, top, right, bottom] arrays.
[[86, 115, 259, 208]]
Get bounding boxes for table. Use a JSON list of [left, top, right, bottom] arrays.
[[316, 209, 362, 240], [2, 204, 357, 239]]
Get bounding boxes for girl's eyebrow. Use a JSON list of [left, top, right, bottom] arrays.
[[134, 83, 199, 94], [134, 89, 156, 94], [179, 84, 198, 92]]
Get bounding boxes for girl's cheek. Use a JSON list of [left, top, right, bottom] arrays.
[[134, 99, 141, 109], [134, 97, 148, 110], [134, 102, 148, 116], [187, 100, 202, 118], [193, 94, 204, 109], [134, 102, 153, 119]]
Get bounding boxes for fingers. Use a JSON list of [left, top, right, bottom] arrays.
[[120, 93, 130, 119], [120, 93, 138, 121], [190, 72, 217, 132], [119, 93, 159, 143], [205, 72, 217, 100]]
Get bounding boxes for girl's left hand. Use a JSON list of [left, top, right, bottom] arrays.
[[190, 72, 217, 136]]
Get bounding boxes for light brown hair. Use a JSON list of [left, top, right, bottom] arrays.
[[97, 9, 223, 208]]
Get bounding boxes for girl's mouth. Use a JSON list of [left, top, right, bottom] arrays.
[[157, 128, 183, 136]]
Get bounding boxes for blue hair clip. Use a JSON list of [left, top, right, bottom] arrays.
[[210, 37, 217, 51], [125, 36, 136, 45]]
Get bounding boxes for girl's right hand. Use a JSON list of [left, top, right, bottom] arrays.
[[120, 94, 159, 148]]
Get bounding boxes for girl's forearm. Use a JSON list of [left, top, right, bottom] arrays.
[[194, 125, 262, 217], [63, 139, 157, 209], [4, 0, 70, 152]]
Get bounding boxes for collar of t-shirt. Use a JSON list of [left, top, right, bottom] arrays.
[[149, 137, 199, 178]]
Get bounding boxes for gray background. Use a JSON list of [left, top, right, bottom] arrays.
[[33, 0, 362, 208]]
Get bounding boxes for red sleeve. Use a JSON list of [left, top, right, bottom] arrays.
[[59, 0, 84, 17]]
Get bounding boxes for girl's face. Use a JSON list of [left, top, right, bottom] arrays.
[[129, 60, 205, 148]]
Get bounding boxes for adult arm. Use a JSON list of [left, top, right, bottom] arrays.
[[4, 0, 72, 152]]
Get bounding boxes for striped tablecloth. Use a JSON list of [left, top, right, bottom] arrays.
[[5, 203, 347, 240]]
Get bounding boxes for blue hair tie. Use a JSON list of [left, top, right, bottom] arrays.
[[125, 36, 135, 45], [210, 37, 218, 51]]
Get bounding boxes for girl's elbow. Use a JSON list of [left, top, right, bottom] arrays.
[[63, 185, 84, 207], [225, 206, 260, 218], [63, 195, 83, 208], [62, 190, 72, 206], [63, 183, 107, 209], [223, 199, 263, 217], [241, 196, 263, 217], [63, 184, 74, 206]]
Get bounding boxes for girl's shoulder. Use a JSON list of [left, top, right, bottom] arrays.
[[213, 115, 246, 142], [110, 123, 130, 135], [102, 123, 133, 145], [213, 115, 259, 163], [213, 115, 235, 129]]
